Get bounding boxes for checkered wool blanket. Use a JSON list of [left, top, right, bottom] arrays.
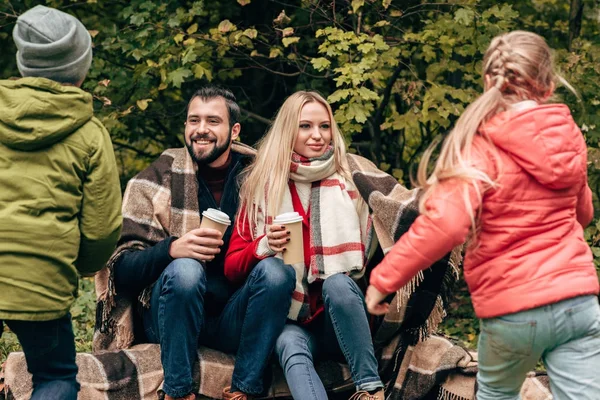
[[2, 335, 553, 399], [2, 153, 511, 400], [93, 142, 255, 351]]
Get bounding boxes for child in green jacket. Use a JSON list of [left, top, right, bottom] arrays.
[[0, 5, 122, 399]]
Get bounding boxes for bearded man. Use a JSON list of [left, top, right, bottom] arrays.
[[104, 86, 295, 400]]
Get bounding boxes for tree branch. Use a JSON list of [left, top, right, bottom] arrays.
[[112, 140, 158, 158], [568, 0, 584, 51], [241, 108, 271, 125]]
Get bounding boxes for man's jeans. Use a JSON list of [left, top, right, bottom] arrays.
[[143, 257, 295, 398], [477, 295, 600, 400], [275, 273, 383, 400], [2, 313, 80, 400]]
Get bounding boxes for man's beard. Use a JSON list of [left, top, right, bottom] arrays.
[[185, 131, 232, 165]]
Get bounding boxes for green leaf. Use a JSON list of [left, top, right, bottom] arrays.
[[193, 63, 213, 81], [282, 37, 300, 47], [379, 162, 391, 172], [168, 68, 192, 88], [311, 57, 331, 71], [454, 8, 475, 26], [182, 48, 198, 65]]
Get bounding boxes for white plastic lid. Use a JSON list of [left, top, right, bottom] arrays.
[[273, 211, 303, 224], [202, 208, 231, 225]]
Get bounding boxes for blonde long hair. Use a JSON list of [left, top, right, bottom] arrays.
[[239, 91, 350, 238], [416, 30, 574, 234]]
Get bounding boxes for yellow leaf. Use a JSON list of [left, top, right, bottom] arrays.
[[187, 23, 198, 35], [273, 10, 291, 26], [183, 38, 196, 46], [282, 27, 294, 37], [269, 47, 283, 58], [250, 50, 260, 57], [218, 20, 235, 33], [146, 60, 158, 67], [136, 99, 153, 111], [88, 30, 99, 38], [243, 28, 258, 39], [174, 33, 185, 44], [351, 0, 364, 14], [237, 0, 251, 5], [98, 79, 110, 87], [382, 0, 392, 9], [158, 82, 168, 91], [282, 36, 300, 47], [120, 106, 134, 117]]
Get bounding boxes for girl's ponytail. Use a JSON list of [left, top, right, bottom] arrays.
[[416, 31, 562, 239]]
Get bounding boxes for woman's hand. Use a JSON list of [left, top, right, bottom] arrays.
[[365, 285, 391, 315], [266, 224, 290, 253]]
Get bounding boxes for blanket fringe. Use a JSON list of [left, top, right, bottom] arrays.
[[437, 386, 472, 400], [98, 241, 147, 333]]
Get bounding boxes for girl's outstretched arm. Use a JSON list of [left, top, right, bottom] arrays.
[[367, 178, 482, 308]]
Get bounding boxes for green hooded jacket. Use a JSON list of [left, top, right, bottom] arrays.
[[0, 77, 122, 321]]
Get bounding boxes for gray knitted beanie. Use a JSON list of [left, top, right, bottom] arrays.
[[13, 5, 92, 84]]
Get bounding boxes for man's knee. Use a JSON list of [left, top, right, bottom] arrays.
[[251, 257, 296, 293], [161, 258, 207, 299]]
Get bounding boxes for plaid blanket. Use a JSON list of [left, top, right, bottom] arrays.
[[93, 142, 255, 351], [2, 336, 553, 399], [2, 153, 486, 399]]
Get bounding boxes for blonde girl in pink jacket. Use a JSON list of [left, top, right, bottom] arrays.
[[365, 31, 599, 399]]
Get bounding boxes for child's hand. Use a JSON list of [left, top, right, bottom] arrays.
[[365, 285, 390, 315]]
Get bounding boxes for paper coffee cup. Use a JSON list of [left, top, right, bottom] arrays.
[[273, 212, 304, 265], [200, 208, 231, 236]]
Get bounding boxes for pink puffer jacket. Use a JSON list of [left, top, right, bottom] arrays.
[[370, 104, 598, 318]]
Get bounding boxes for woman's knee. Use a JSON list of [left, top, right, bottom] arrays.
[[275, 325, 314, 367], [252, 257, 296, 292], [322, 273, 360, 300], [161, 258, 207, 298]]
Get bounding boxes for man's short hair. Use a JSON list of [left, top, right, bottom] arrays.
[[186, 86, 241, 129]]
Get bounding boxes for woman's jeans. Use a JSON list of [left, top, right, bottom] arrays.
[[2, 313, 80, 400], [143, 257, 295, 398], [477, 295, 600, 400], [275, 273, 383, 400]]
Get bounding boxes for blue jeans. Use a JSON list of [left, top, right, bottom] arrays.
[[3, 313, 79, 400], [275, 273, 383, 400], [143, 257, 295, 398], [477, 295, 600, 400]]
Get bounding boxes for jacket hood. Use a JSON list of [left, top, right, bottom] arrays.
[[479, 104, 586, 190], [0, 77, 93, 151]]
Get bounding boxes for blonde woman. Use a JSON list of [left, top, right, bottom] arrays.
[[365, 31, 600, 399], [225, 91, 384, 400]]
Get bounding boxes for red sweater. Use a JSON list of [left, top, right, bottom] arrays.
[[225, 183, 324, 322]]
